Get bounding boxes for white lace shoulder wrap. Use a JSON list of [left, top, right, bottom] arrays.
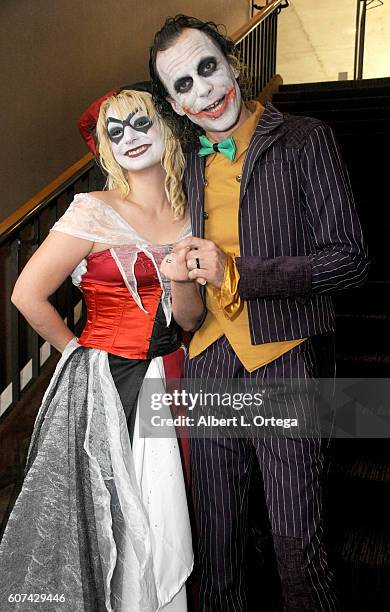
[[51, 193, 192, 326]]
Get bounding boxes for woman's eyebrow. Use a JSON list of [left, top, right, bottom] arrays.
[[106, 110, 138, 125]]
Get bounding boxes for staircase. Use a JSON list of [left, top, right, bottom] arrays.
[[273, 78, 390, 612], [273, 77, 390, 377]]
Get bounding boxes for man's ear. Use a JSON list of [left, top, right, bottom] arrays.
[[167, 96, 186, 117]]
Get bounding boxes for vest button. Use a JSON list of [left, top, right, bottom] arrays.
[[203, 212, 209, 220], [235, 174, 242, 182], [204, 180, 208, 187]]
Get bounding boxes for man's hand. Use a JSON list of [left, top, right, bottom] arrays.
[[175, 236, 227, 288]]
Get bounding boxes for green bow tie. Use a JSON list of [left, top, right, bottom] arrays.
[[198, 134, 236, 161]]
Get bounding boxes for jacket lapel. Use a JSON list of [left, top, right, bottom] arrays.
[[186, 147, 205, 238], [240, 102, 286, 202]]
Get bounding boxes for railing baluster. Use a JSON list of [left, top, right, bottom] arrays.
[[272, 13, 278, 76], [48, 200, 59, 323], [10, 238, 21, 404], [30, 217, 41, 379], [250, 31, 255, 99], [261, 21, 267, 91], [1, 163, 95, 414], [267, 17, 272, 84]]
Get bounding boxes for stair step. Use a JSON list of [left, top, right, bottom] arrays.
[[334, 283, 390, 314], [336, 352, 390, 377], [335, 131, 390, 148], [322, 119, 390, 136], [335, 335, 390, 369], [336, 351, 390, 365], [329, 457, 390, 485], [277, 76, 390, 94], [275, 109, 390, 126], [325, 481, 390, 527], [274, 95, 390, 113], [331, 527, 390, 569], [352, 192, 390, 220], [280, 76, 390, 89], [329, 438, 390, 458], [337, 140, 388, 156], [337, 312, 390, 323], [274, 86, 390, 103]]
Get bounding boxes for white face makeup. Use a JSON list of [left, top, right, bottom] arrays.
[[106, 106, 165, 172], [156, 28, 242, 134]]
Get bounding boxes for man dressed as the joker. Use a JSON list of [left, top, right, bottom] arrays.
[[150, 15, 368, 612]]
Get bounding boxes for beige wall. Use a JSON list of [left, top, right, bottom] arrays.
[[0, 0, 249, 221], [277, 0, 390, 84]]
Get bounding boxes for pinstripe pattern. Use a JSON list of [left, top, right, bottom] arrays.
[[184, 103, 369, 344], [186, 337, 339, 611], [182, 103, 353, 610]]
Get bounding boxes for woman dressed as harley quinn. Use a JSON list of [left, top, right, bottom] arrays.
[[0, 87, 203, 612]]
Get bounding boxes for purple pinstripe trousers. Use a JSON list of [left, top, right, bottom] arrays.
[[185, 335, 340, 612]]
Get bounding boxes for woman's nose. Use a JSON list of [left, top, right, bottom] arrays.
[[123, 125, 138, 144]]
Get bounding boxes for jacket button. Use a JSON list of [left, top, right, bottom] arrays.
[[235, 174, 242, 182], [203, 212, 209, 220]]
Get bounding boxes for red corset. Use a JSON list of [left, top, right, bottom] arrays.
[[78, 249, 164, 359]]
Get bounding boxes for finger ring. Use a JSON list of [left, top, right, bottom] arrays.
[[195, 257, 200, 269], [166, 258, 172, 263]]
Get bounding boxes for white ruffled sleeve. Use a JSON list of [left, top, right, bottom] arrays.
[[50, 194, 106, 242]]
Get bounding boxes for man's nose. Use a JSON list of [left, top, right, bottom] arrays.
[[194, 76, 213, 97]]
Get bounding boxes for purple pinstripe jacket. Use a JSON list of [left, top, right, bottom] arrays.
[[184, 103, 369, 345]]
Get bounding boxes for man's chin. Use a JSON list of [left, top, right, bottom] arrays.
[[200, 110, 241, 134]]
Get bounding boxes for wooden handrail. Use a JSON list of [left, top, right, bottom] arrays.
[[1, 1, 285, 242], [231, 0, 284, 43], [0, 152, 93, 244]]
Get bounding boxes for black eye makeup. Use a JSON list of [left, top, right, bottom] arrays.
[[174, 77, 193, 94], [173, 56, 218, 96], [108, 126, 124, 140], [198, 57, 217, 77], [106, 111, 153, 143], [133, 116, 153, 133]]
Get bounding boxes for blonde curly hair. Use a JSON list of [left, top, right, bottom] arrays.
[[96, 89, 186, 220]]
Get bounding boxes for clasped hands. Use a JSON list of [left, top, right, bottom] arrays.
[[160, 236, 227, 288]]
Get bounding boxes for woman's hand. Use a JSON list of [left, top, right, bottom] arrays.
[[160, 245, 192, 282], [160, 245, 205, 332], [160, 244, 207, 285]]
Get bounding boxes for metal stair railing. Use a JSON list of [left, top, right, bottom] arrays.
[[0, 156, 101, 417], [354, 0, 384, 80], [232, 0, 288, 100]]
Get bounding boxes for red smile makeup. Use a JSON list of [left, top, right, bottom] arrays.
[[184, 87, 236, 120]]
